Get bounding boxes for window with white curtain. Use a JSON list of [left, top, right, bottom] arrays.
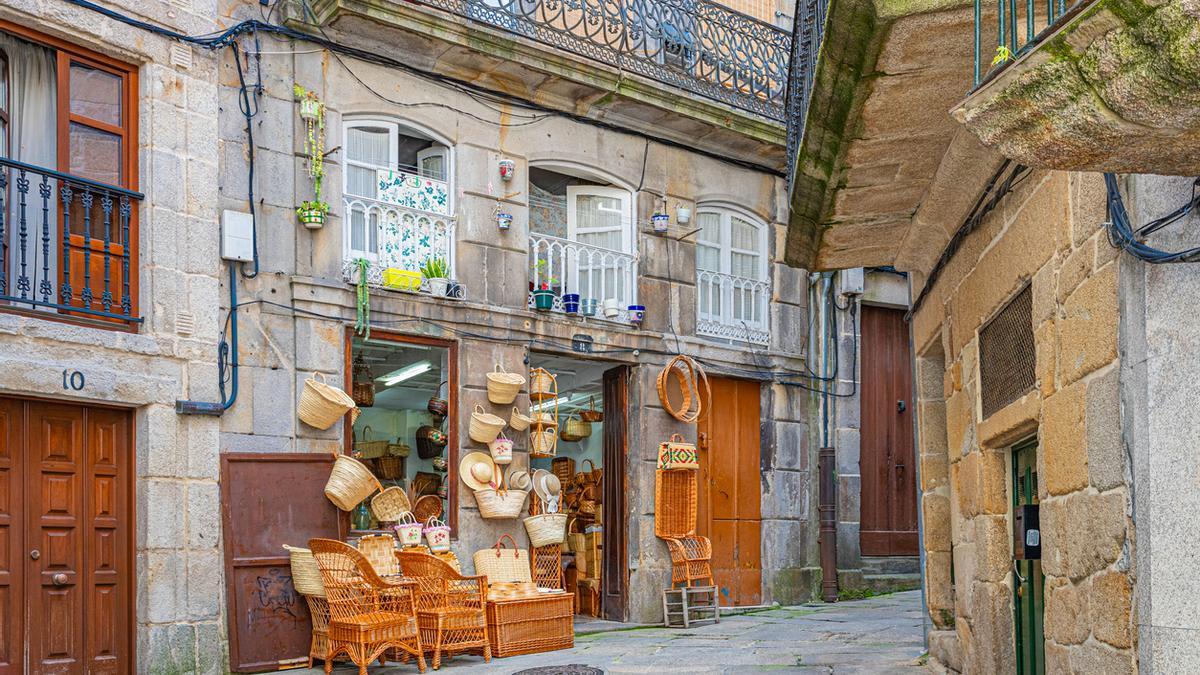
[[696, 206, 769, 342]]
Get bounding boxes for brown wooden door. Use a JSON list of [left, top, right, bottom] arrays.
[[860, 305, 918, 556], [222, 453, 344, 672], [600, 366, 629, 622], [696, 377, 762, 607], [0, 397, 132, 674]]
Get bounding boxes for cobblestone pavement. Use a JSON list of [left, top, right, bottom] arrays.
[[301, 590, 927, 674]]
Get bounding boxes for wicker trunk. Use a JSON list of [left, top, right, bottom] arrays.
[[485, 595, 574, 657]]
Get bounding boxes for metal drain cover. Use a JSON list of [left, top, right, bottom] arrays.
[[513, 666, 603, 675]]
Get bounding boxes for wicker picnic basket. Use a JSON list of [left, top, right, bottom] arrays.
[[370, 485, 412, 522], [353, 425, 389, 459], [510, 407, 532, 431], [524, 512, 568, 548], [323, 450, 382, 511], [551, 457, 576, 484], [469, 404, 507, 443], [529, 368, 557, 401], [564, 517, 585, 553], [530, 427, 557, 458], [654, 468, 698, 538], [579, 395, 603, 423], [299, 372, 356, 430], [283, 545, 325, 597], [475, 480, 529, 519], [473, 534, 532, 583], [486, 364, 525, 404], [486, 593, 574, 657]]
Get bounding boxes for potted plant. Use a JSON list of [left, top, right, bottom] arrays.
[[531, 261, 558, 311], [294, 84, 328, 229], [420, 256, 451, 296], [628, 304, 646, 326]]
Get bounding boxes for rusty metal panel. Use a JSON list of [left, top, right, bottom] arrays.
[[221, 453, 342, 672]]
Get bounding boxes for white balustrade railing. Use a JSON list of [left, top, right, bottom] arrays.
[[696, 269, 770, 344], [343, 196, 463, 298], [527, 233, 637, 318]]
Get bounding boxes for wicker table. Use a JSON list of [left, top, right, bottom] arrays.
[[486, 593, 574, 657]]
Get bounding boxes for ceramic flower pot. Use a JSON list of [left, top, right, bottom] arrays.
[[628, 305, 646, 326], [562, 293, 581, 314], [602, 298, 620, 318], [581, 299, 598, 317], [497, 212, 513, 230], [533, 289, 556, 311], [296, 206, 327, 229], [427, 277, 450, 296], [652, 213, 670, 233]]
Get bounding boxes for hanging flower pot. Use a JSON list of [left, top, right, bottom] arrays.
[[533, 289, 556, 311], [296, 201, 329, 229], [497, 212, 513, 230], [299, 97, 321, 121], [652, 213, 670, 233]]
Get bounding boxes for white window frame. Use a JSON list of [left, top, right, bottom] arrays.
[[566, 185, 632, 253], [695, 204, 770, 339]]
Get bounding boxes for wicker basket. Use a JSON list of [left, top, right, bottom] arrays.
[[576, 459, 599, 487], [550, 457, 575, 484], [531, 412, 557, 427], [394, 512, 423, 546], [353, 425, 389, 459], [567, 414, 592, 439], [475, 487, 528, 519], [299, 372, 356, 430], [565, 517, 585, 553], [559, 414, 583, 442], [427, 380, 449, 418], [412, 494, 443, 522], [283, 545, 325, 597], [529, 368, 557, 401], [486, 594, 574, 657], [579, 395, 603, 422], [530, 427, 557, 458], [370, 485, 412, 522], [423, 516, 451, 552], [323, 452, 381, 511], [486, 364, 526, 405], [510, 407, 532, 431], [524, 512, 568, 548], [387, 441, 411, 458], [473, 534, 531, 583], [654, 468, 698, 538], [357, 534, 400, 576], [488, 432, 514, 464], [531, 543, 564, 589], [469, 404, 506, 443]]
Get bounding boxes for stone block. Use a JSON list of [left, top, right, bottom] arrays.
[[763, 470, 809, 520], [1031, 262, 1057, 327], [834, 426, 859, 475], [967, 580, 1016, 675], [638, 276, 672, 334], [978, 450, 1009, 515], [143, 479, 186, 550], [144, 623, 196, 675], [295, 317, 344, 373], [769, 382, 811, 422], [1045, 574, 1090, 645], [924, 551, 954, 624], [150, 148, 186, 214], [836, 521, 860, 569], [1070, 639, 1134, 675], [772, 262, 807, 306], [955, 452, 980, 518], [1057, 238, 1095, 305], [770, 302, 806, 355], [194, 622, 226, 675], [1071, 173, 1107, 248], [187, 482, 220, 550], [139, 405, 181, 478], [186, 551, 223, 620], [838, 474, 860, 522], [929, 629, 963, 672], [1086, 366, 1124, 491], [186, 417, 220, 480], [142, 550, 186, 624], [922, 492, 951, 553], [774, 420, 809, 471], [1090, 570, 1133, 649], [945, 389, 973, 458], [761, 518, 809, 569], [1041, 491, 1126, 580], [1035, 319, 1057, 397], [952, 542, 976, 620], [1045, 640, 1071, 673], [920, 447, 949, 494], [250, 366, 296, 437], [1058, 263, 1118, 387], [975, 515, 1010, 583], [1042, 380, 1088, 496]]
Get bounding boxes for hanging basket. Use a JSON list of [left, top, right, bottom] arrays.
[[351, 354, 375, 407], [475, 485, 529, 520], [412, 494, 443, 522], [565, 518, 585, 553], [489, 432, 514, 464], [486, 364, 525, 405], [376, 455, 404, 480], [323, 452, 382, 511], [563, 414, 591, 441], [299, 372, 356, 430], [469, 404, 507, 443], [529, 368, 557, 401], [530, 427, 557, 458], [579, 395, 603, 422], [524, 512, 568, 548], [353, 425, 389, 459], [416, 425, 447, 459], [370, 485, 412, 522], [427, 380, 449, 418], [283, 545, 325, 597], [510, 407, 532, 432]]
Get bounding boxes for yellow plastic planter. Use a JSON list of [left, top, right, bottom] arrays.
[[382, 268, 422, 292]]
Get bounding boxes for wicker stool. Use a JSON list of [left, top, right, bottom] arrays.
[[664, 536, 714, 588]]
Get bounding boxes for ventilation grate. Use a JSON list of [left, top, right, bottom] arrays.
[[979, 285, 1036, 417]]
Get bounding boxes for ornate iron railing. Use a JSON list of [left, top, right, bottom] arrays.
[[412, 0, 792, 120], [0, 157, 142, 324], [973, 0, 1083, 86], [696, 268, 769, 344], [528, 233, 638, 321], [784, 0, 828, 189]]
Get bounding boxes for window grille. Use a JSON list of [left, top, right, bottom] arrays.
[[979, 285, 1036, 417]]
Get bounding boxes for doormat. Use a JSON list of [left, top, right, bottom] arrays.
[[513, 666, 603, 675]]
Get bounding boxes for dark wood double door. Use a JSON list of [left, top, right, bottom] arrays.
[[0, 397, 132, 674]]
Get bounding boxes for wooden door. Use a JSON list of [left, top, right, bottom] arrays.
[[0, 397, 132, 674], [696, 377, 762, 607], [600, 366, 629, 621], [222, 453, 343, 673], [860, 305, 918, 556]]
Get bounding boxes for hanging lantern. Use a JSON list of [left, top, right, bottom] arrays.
[[352, 354, 375, 407]]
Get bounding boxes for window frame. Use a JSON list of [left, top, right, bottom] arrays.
[[694, 204, 770, 339]]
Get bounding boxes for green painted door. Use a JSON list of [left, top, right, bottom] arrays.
[[1013, 439, 1045, 675]]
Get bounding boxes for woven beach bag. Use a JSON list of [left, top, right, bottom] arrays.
[[283, 545, 325, 597], [510, 407, 532, 431], [524, 512, 568, 548], [393, 512, 423, 546], [469, 404, 506, 443], [473, 534, 531, 583], [489, 432, 514, 464], [423, 516, 452, 552], [323, 450, 381, 511], [474, 484, 529, 519], [486, 364, 525, 405], [298, 372, 356, 430]]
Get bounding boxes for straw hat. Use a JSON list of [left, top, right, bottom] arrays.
[[532, 469, 562, 503], [460, 452, 496, 491], [507, 469, 532, 492]]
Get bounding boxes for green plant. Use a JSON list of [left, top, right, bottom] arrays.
[[532, 259, 559, 290], [419, 256, 450, 279], [294, 84, 327, 208], [991, 45, 1015, 67], [297, 200, 330, 215]]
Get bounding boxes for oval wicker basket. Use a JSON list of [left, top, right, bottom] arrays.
[[353, 425, 389, 458], [412, 494, 443, 522], [323, 453, 381, 511], [510, 407, 532, 431], [565, 414, 592, 439], [474, 487, 529, 519], [579, 395, 603, 422], [283, 545, 325, 597], [299, 372, 356, 430], [469, 404, 507, 443], [529, 368, 557, 401], [524, 512, 568, 547], [486, 364, 525, 405], [530, 427, 557, 458], [427, 380, 449, 418], [370, 485, 412, 522]]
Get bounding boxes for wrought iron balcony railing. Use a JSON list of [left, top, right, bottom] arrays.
[[0, 157, 142, 324], [411, 0, 792, 120], [696, 268, 769, 344], [784, 0, 828, 188], [528, 233, 638, 321], [973, 0, 1083, 86]]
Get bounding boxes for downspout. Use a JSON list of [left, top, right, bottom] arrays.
[[815, 272, 839, 602]]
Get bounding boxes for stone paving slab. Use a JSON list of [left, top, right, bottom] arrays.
[[296, 590, 926, 674]]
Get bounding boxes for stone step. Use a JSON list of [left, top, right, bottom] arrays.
[[861, 555, 921, 576]]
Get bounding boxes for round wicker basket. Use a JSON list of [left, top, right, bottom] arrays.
[[299, 372, 356, 430], [486, 364, 525, 405]]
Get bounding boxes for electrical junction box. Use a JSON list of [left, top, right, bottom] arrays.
[[221, 210, 255, 262], [837, 267, 864, 297]]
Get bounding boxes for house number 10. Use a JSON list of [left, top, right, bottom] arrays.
[[62, 370, 85, 391]]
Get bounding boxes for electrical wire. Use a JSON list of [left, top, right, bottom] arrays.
[[233, 39, 262, 278], [1104, 173, 1200, 263]]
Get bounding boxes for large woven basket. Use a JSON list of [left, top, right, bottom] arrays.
[[412, 494, 443, 522], [654, 468, 698, 538], [323, 452, 381, 511], [529, 368, 557, 401], [353, 425, 389, 458], [524, 512, 568, 548], [486, 364, 525, 405], [551, 457, 575, 484], [565, 517, 585, 553], [283, 545, 325, 597], [510, 407, 532, 431], [375, 455, 404, 480], [473, 534, 532, 583], [299, 372, 356, 430], [530, 427, 557, 458], [370, 485, 412, 522], [565, 414, 591, 439], [475, 487, 529, 519], [469, 404, 507, 443]]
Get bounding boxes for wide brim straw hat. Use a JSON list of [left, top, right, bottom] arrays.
[[460, 452, 496, 491], [532, 469, 562, 503], [508, 469, 532, 491]]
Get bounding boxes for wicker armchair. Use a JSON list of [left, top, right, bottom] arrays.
[[664, 535, 715, 588], [309, 539, 426, 674], [396, 550, 491, 670]]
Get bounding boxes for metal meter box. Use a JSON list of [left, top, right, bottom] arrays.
[[221, 210, 255, 262]]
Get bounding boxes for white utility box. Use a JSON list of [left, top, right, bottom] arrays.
[[221, 210, 255, 262]]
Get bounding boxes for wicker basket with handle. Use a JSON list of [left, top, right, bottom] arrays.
[[473, 534, 531, 583], [530, 427, 557, 458], [323, 449, 382, 511], [427, 380, 449, 418], [393, 511, 423, 546], [283, 544, 325, 597], [486, 364, 526, 405], [370, 485, 412, 522], [524, 512, 568, 548], [579, 395, 603, 422], [654, 468, 698, 538], [564, 517, 585, 553], [510, 407, 532, 431], [576, 459, 598, 488], [475, 474, 529, 519], [469, 404, 507, 443], [375, 455, 404, 480], [529, 368, 557, 401], [353, 425, 389, 459], [298, 372, 356, 430], [559, 414, 588, 442]]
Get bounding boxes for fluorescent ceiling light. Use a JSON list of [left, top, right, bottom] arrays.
[[531, 395, 570, 412], [377, 361, 432, 385]]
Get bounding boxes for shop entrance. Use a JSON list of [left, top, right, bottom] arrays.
[[526, 353, 628, 622], [0, 396, 134, 673]]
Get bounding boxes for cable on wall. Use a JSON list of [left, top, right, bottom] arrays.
[[1104, 173, 1200, 264]]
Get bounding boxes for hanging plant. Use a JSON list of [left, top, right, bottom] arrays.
[[294, 84, 328, 229]]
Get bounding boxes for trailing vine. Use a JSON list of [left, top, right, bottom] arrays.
[[294, 84, 329, 220]]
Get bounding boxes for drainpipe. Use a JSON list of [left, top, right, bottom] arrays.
[[813, 272, 838, 602]]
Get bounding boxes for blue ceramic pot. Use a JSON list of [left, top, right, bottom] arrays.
[[562, 293, 581, 314]]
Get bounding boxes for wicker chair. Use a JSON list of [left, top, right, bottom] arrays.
[[303, 594, 333, 668], [396, 550, 491, 670], [309, 538, 426, 674], [664, 535, 715, 588]]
